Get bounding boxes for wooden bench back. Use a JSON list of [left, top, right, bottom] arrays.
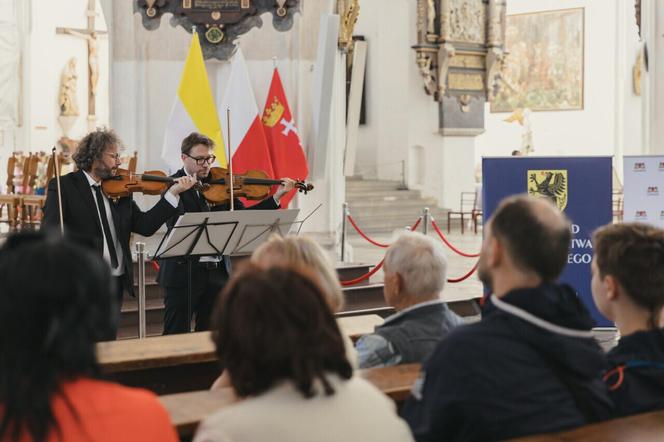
[[511, 409, 664, 441], [159, 363, 421, 438], [98, 315, 384, 396], [98, 315, 383, 374]]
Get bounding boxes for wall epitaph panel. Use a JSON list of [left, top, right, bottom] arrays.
[[413, 0, 506, 135], [135, 0, 300, 60]]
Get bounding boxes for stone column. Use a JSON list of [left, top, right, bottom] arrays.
[[642, 0, 664, 153]]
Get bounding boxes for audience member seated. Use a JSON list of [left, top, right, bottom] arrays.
[[251, 234, 358, 367], [592, 223, 664, 416], [0, 232, 178, 442], [355, 231, 463, 368], [194, 266, 414, 442], [402, 195, 613, 442]]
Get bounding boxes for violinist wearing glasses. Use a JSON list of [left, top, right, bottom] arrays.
[[42, 128, 198, 341], [157, 132, 296, 334]]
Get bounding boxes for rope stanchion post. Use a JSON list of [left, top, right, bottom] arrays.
[[422, 207, 430, 235], [341, 202, 349, 262], [136, 242, 147, 339]]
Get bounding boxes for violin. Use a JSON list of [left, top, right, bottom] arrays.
[[199, 167, 313, 206], [101, 168, 198, 200]]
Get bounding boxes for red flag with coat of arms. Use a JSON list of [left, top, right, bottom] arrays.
[[261, 68, 309, 208]]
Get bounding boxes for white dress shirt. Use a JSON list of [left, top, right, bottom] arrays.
[[83, 171, 179, 276]]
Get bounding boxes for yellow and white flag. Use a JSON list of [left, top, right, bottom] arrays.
[[161, 33, 225, 172]]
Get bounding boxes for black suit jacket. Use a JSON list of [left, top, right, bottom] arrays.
[[157, 168, 279, 289], [42, 170, 178, 294]]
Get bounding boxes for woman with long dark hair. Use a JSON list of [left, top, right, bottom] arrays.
[[194, 265, 413, 442], [0, 232, 177, 442]]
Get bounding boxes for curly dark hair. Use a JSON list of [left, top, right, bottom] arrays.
[[212, 265, 353, 399], [0, 231, 114, 442], [181, 132, 214, 155], [593, 223, 664, 329], [72, 128, 121, 171]]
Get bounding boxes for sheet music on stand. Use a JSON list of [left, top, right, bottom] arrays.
[[152, 213, 238, 259], [151, 204, 321, 260], [223, 209, 300, 255]]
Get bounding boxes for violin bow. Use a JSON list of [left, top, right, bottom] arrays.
[[226, 107, 235, 211], [51, 147, 64, 235]]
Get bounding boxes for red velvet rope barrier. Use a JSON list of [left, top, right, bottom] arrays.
[[339, 217, 422, 286], [340, 259, 385, 286], [430, 219, 481, 258], [346, 215, 422, 249], [346, 215, 390, 248], [446, 260, 479, 283], [340, 257, 479, 286]]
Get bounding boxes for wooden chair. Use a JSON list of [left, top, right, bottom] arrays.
[[0, 153, 21, 230], [447, 191, 477, 234], [471, 191, 482, 234], [19, 154, 47, 229], [127, 151, 138, 173], [612, 191, 623, 223]]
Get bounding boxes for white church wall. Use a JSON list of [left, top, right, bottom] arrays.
[[27, 0, 109, 151], [0, 0, 20, 189], [354, 0, 411, 182], [354, 0, 478, 209], [476, 0, 642, 169]]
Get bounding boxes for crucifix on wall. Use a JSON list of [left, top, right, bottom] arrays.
[[56, 0, 107, 127]]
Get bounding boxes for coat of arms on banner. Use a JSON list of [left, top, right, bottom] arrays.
[[527, 169, 568, 211]]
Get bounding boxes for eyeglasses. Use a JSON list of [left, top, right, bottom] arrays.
[[185, 153, 216, 166], [105, 152, 121, 161]]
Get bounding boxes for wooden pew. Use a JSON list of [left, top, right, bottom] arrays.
[[160, 363, 421, 439], [511, 410, 664, 441], [98, 315, 384, 394]]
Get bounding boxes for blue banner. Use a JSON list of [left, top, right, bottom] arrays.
[[482, 156, 613, 327]]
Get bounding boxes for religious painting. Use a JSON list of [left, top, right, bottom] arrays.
[[491, 8, 584, 113]]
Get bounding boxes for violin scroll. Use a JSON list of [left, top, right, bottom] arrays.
[[294, 181, 314, 194]]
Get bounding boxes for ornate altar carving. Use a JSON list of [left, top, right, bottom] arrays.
[[413, 0, 506, 135], [134, 0, 300, 60], [338, 0, 360, 53]]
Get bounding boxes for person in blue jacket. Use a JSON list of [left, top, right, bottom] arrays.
[[402, 195, 612, 442], [592, 222, 664, 416]]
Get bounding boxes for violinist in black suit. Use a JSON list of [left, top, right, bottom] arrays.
[[42, 128, 197, 340], [157, 132, 295, 334]]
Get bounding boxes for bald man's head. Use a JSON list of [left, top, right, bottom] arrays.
[[488, 195, 571, 281]]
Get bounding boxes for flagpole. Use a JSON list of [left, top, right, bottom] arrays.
[[227, 107, 234, 211]]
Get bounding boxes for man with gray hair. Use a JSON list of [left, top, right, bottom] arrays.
[[355, 231, 463, 368]]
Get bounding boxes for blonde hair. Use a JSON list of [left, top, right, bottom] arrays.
[[252, 235, 344, 312]]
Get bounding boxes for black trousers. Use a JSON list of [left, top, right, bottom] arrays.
[[98, 276, 124, 342], [162, 265, 228, 335]]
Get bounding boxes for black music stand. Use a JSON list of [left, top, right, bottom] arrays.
[[153, 213, 238, 332]]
